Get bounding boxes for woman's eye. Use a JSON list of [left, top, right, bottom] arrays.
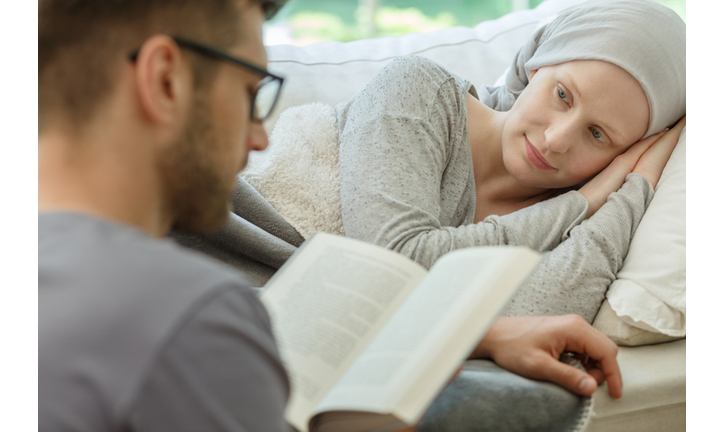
[[591, 128, 605, 142], [557, 87, 569, 102]]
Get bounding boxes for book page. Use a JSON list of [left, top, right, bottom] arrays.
[[314, 247, 539, 424], [260, 234, 427, 432]]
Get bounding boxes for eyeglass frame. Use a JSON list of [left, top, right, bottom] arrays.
[[128, 37, 285, 122]]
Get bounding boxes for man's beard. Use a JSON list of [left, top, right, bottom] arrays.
[[158, 93, 235, 234]]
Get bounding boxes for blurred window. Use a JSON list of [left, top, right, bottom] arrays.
[[264, 0, 685, 46]]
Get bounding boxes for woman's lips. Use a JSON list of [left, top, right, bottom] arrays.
[[525, 137, 556, 170]]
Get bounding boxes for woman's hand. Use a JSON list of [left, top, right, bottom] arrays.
[[632, 116, 686, 188], [470, 315, 623, 398], [578, 116, 686, 218]]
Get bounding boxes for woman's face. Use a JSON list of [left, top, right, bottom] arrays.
[[501, 59, 649, 189]]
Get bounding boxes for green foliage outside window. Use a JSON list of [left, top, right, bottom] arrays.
[[264, 0, 685, 46]]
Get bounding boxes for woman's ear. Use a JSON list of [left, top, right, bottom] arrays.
[[132, 35, 193, 131], [528, 69, 538, 82]]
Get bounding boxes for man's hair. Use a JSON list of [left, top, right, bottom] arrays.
[[39, 0, 286, 131]]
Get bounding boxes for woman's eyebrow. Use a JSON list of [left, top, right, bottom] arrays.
[[563, 72, 582, 102], [564, 72, 625, 145]]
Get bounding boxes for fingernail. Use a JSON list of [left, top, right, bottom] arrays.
[[579, 377, 597, 394]]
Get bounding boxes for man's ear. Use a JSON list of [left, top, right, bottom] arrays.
[[528, 68, 538, 82], [132, 35, 193, 130]]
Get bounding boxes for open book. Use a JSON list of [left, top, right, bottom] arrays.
[[260, 233, 540, 432]]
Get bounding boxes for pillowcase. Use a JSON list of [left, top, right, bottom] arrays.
[[594, 127, 687, 343], [592, 300, 682, 347]]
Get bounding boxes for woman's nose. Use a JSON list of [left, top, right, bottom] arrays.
[[544, 118, 575, 153]]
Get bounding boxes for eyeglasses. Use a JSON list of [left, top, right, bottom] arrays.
[[129, 37, 285, 122]]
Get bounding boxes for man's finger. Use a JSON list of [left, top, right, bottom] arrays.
[[560, 321, 623, 398], [532, 354, 599, 396], [584, 365, 605, 384]]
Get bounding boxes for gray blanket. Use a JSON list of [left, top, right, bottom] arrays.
[[171, 176, 304, 287], [419, 357, 592, 432]]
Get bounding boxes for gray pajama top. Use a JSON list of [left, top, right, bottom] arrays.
[[335, 56, 654, 322]]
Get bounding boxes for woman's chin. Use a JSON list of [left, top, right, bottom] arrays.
[[511, 171, 581, 191]]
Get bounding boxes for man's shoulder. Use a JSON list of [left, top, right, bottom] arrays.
[[39, 212, 252, 290], [38, 212, 262, 335], [38, 213, 280, 432]]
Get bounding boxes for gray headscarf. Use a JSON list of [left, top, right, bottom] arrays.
[[481, 0, 686, 138]]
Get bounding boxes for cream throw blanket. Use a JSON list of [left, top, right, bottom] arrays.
[[242, 103, 345, 239]]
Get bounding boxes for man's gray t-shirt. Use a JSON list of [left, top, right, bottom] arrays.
[[39, 213, 291, 432]]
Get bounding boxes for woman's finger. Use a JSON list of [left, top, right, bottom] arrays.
[[624, 129, 667, 158], [578, 128, 668, 217], [633, 116, 686, 187]]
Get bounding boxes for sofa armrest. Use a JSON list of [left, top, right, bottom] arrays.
[[586, 339, 686, 432]]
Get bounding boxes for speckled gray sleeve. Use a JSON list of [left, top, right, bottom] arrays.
[[503, 173, 655, 323], [337, 56, 588, 270]]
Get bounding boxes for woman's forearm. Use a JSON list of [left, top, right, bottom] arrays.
[[350, 190, 588, 270], [501, 173, 654, 323]]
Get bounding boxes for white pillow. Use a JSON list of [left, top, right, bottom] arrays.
[[602, 127, 687, 338], [263, 0, 589, 131]]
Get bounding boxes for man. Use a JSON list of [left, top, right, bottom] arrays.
[[39, 1, 291, 430], [39, 1, 621, 431]]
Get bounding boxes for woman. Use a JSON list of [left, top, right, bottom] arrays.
[[334, 0, 686, 322]]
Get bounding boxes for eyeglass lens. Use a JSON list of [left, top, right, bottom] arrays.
[[253, 76, 282, 121]]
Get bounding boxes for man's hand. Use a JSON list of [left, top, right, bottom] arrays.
[[579, 116, 686, 218], [471, 315, 622, 398]]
